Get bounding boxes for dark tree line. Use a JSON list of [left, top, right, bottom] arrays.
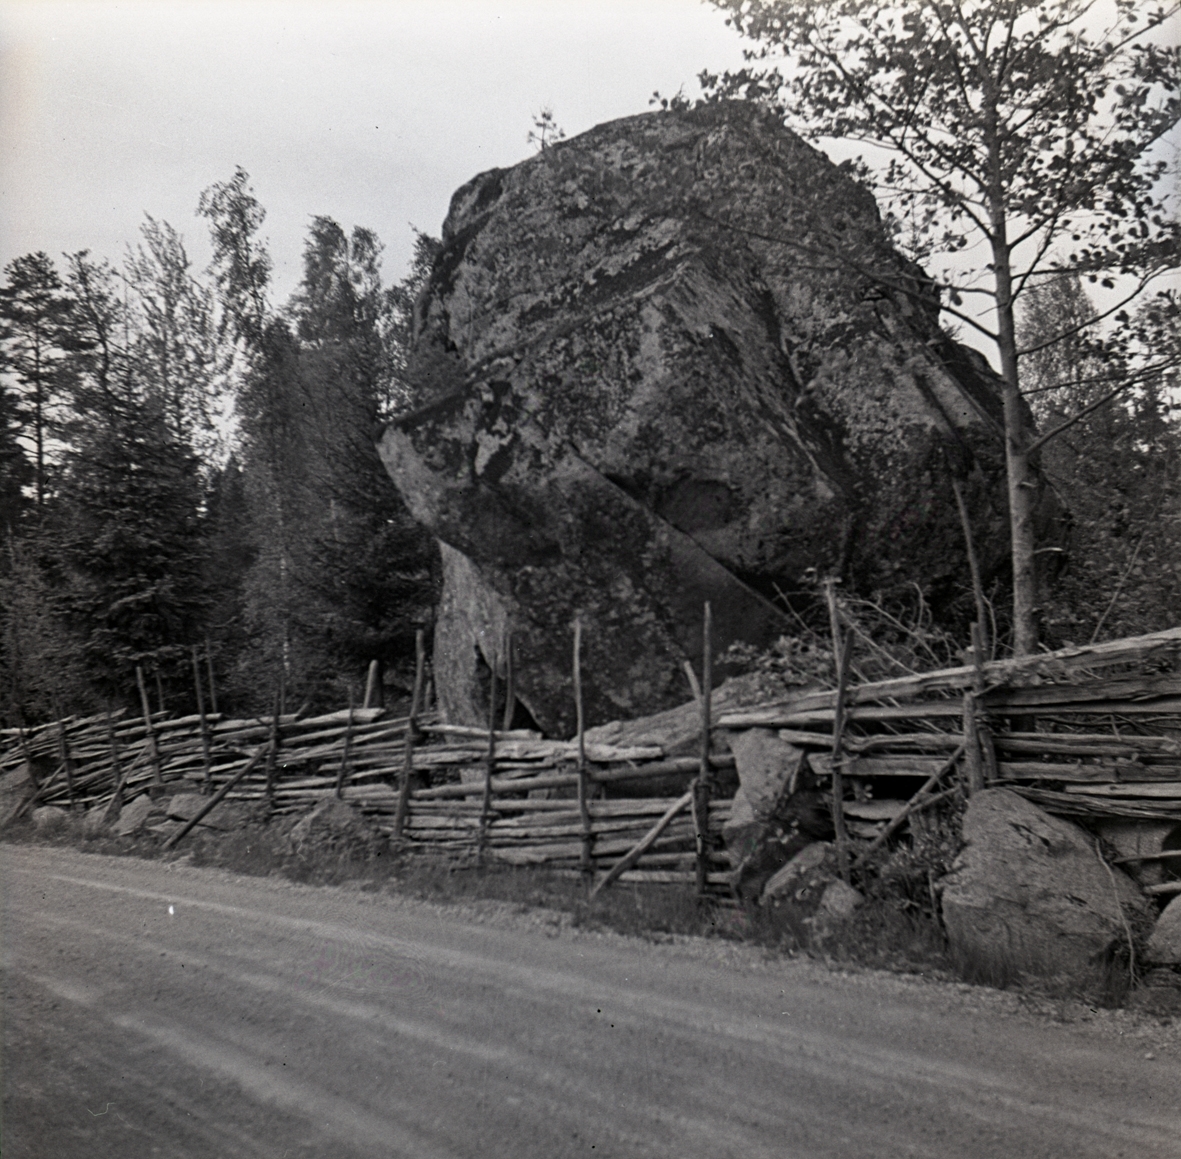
[[0, 171, 438, 727]]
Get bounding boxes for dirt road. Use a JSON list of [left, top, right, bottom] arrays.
[[2, 844, 1177, 1158]]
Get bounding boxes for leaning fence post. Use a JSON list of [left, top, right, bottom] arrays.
[[694, 602, 713, 896], [476, 654, 498, 866], [824, 581, 853, 884], [574, 617, 593, 879], [56, 714, 77, 813], [136, 666, 165, 800], [363, 659, 381, 709]]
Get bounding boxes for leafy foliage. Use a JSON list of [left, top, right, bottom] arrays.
[[0, 169, 441, 724], [700, 0, 1181, 654]]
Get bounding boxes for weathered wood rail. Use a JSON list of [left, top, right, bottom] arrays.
[[3, 627, 1179, 892]]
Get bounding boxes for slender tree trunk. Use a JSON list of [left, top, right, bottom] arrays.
[[986, 121, 1038, 658], [993, 250, 1038, 657]]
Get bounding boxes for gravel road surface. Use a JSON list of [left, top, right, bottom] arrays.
[[2, 844, 1177, 1158]]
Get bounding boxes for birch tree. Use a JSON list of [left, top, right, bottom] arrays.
[[702, 0, 1180, 653]]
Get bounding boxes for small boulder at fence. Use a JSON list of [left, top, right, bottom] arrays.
[[940, 788, 1148, 988], [166, 793, 210, 823], [1146, 895, 1181, 966], [723, 730, 831, 900], [32, 806, 68, 833], [761, 841, 835, 904], [289, 799, 387, 861], [81, 806, 110, 837], [819, 879, 865, 920], [114, 794, 163, 836]]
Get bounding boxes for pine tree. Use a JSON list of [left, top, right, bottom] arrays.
[[0, 253, 76, 513]]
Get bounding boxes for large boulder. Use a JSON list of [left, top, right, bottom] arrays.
[[1146, 895, 1181, 965], [941, 789, 1148, 988], [380, 101, 1059, 734]]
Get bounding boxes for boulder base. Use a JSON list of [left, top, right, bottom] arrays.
[[941, 789, 1147, 987]]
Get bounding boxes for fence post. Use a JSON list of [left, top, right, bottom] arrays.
[[136, 666, 165, 800], [824, 582, 853, 884], [363, 660, 381, 710], [502, 630, 516, 732], [970, 621, 998, 786], [57, 716, 77, 812], [204, 636, 219, 714], [694, 603, 713, 896], [574, 617, 593, 879], [476, 655, 498, 866]]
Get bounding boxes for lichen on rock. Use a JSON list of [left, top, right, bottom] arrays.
[[380, 101, 1060, 735]]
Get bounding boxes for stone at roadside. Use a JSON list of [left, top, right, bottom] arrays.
[[761, 842, 835, 904], [166, 793, 210, 822], [819, 879, 864, 919], [289, 798, 387, 860], [114, 794, 164, 836], [1146, 894, 1181, 965], [940, 788, 1148, 989], [82, 807, 110, 837], [32, 806, 68, 833], [723, 730, 830, 900]]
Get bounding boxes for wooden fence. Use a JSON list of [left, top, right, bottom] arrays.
[[3, 626, 1179, 897]]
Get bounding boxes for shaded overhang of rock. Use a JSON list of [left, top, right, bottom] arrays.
[[378, 101, 1062, 736]]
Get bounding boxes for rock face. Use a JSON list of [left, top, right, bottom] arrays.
[[941, 789, 1148, 987], [380, 101, 1058, 734]]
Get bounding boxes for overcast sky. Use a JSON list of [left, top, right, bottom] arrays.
[[1, 0, 750, 301]]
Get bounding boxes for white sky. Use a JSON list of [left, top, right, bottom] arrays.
[[0, 0, 751, 301]]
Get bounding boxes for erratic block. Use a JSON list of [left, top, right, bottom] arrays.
[[380, 101, 1060, 734], [941, 789, 1147, 987], [1146, 895, 1181, 965]]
